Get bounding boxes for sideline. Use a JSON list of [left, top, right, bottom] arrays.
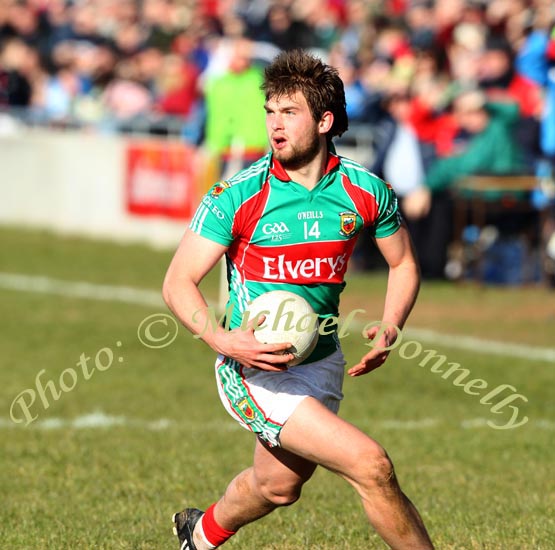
[[1, 271, 554, 363]]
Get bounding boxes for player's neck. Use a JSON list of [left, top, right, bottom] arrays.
[[285, 145, 329, 191]]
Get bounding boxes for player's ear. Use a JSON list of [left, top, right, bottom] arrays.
[[318, 111, 334, 135]]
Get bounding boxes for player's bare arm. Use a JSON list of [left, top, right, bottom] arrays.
[[163, 230, 293, 371], [348, 224, 420, 377]]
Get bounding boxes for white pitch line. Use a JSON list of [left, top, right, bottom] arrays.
[[1, 413, 554, 431], [0, 411, 173, 430], [403, 327, 555, 364], [1, 271, 554, 363], [0, 271, 163, 307]]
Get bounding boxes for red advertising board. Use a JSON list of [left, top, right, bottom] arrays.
[[126, 140, 198, 220]]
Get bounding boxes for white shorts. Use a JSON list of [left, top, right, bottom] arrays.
[[215, 350, 345, 447]]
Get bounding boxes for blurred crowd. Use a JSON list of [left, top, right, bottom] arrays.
[[1, 0, 555, 282]]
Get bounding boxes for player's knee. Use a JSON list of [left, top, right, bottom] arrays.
[[258, 478, 303, 507], [367, 452, 396, 488], [352, 445, 396, 491]]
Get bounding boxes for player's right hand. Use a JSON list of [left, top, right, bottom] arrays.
[[213, 318, 294, 371]]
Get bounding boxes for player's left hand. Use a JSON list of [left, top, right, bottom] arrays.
[[348, 324, 398, 377]]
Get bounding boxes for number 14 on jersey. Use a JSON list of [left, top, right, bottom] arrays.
[[303, 221, 321, 240]]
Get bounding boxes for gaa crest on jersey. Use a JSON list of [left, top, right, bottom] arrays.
[[236, 397, 255, 421], [211, 180, 230, 198], [339, 211, 357, 237]]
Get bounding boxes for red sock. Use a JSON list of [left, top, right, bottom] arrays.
[[199, 503, 236, 548]]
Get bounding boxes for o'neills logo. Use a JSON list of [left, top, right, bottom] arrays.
[[262, 253, 347, 281]]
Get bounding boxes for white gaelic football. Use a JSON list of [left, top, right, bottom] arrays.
[[245, 290, 319, 366]]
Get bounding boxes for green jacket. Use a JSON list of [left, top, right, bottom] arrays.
[[204, 66, 268, 155], [426, 102, 526, 192]]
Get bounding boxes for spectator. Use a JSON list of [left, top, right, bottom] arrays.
[[113, 21, 146, 57], [405, 0, 435, 51], [40, 66, 81, 122], [538, 18, 555, 159], [354, 87, 429, 272], [328, 43, 367, 121], [257, 4, 318, 51], [135, 45, 165, 94], [405, 74, 458, 163], [203, 37, 268, 175], [426, 89, 526, 192], [477, 34, 543, 169], [4, 0, 51, 64], [0, 37, 32, 108], [155, 53, 199, 117], [295, 0, 342, 51], [379, 90, 426, 197], [351, 86, 426, 271], [102, 59, 152, 124], [340, 0, 371, 60], [403, 89, 526, 278], [515, 11, 550, 87], [67, 2, 105, 47], [42, 0, 74, 56], [141, 0, 180, 53], [446, 22, 485, 85]]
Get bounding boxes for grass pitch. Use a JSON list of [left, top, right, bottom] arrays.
[[1, 226, 554, 549]]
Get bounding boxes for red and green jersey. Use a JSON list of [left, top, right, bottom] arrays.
[[189, 149, 401, 361]]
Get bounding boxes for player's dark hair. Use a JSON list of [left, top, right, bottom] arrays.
[[262, 49, 349, 142]]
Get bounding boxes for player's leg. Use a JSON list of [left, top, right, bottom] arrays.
[[279, 397, 434, 550], [191, 439, 317, 549], [213, 438, 317, 529]]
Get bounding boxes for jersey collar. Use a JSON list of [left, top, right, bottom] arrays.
[[269, 147, 341, 182]]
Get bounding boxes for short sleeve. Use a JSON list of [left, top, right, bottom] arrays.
[[372, 181, 402, 239], [188, 181, 235, 246]]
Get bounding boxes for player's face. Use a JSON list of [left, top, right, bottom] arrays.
[[265, 91, 323, 170]]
